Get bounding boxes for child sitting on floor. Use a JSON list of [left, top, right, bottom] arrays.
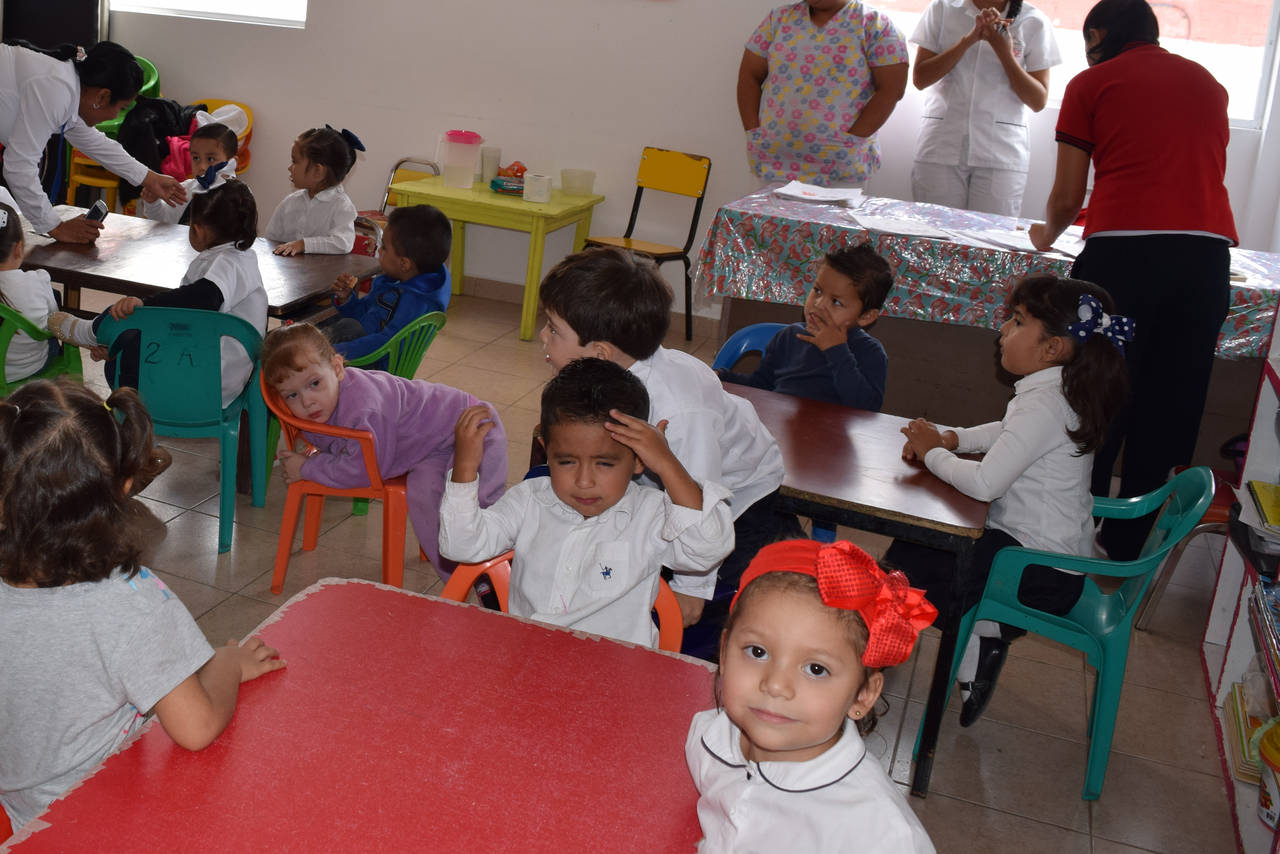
[[138, 122, 238, 225], [0, 380, 284, 836], [323, 203, 452, 362], [717, 242, 894, 411], [439, 357, 734, 648], [686, 539, 936, 854], [261, 323, 507, 580], [0, 201, 62, 385], [265, 125, 362, 256], [538, 247, 797, 660]]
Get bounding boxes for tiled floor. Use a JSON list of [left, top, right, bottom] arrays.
[[84, 293, 1236, 853]]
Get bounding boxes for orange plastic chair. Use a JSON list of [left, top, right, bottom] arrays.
[[440, 550, 685, 652], [260, 373, 409, 594]]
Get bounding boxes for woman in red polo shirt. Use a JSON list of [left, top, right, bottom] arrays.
[[1029, 0, 1236, 560]]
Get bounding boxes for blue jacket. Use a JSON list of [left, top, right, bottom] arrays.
[[332, 266, 451, 361], [719, 322, 887, 411]]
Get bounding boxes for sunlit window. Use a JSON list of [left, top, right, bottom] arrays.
[[109, 0, 306, 29]]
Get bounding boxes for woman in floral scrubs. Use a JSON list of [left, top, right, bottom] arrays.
[[737, 0, 909, 187]]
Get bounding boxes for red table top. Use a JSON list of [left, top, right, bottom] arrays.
[[7, 580, 713, 853]]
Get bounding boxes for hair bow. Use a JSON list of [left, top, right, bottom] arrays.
[[1066, 294, 1135, 354], [326, 124, 366, 153], [733, 540, 937, 668], [0, 209, 9, 229], [195, 161, 230, 191]]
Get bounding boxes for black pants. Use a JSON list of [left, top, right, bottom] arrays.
[[675, 489, 805, 661], [1071, 235, 1230, 560], [881, 528, 1085, 630]]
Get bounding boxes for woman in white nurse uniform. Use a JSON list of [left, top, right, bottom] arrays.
[[909, 0, 1060, 217]]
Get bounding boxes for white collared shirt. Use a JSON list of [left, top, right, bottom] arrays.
[[685, 708, 936, 854], [911, 0, 1060, 171], [0, 268, 56, 383], [181, 242, 267, 406], [923, 365, 1093, 557], [263, 184, 356, 254], [438, 477, 733, 647], [138, 158, 238, 224]]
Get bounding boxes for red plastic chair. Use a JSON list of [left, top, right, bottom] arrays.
[[261, 374, 409, 594], [440, 550, 686, 653]]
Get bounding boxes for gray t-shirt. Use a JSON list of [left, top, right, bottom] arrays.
[[0, 567, 213, 830]]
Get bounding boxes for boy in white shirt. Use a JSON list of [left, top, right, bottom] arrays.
[[537, 247, 800, 660], [138, 122, 238, 225], [439, 357, 733, 648]]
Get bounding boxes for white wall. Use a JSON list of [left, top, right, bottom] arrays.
[[109, 0, 1278, 318]]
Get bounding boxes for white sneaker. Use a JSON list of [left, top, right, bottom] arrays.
[[47, 311, 100, 348]]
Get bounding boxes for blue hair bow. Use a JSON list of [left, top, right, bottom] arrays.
[[1067, 294, 1135, 354], [326, 124, 366, 153], [195, 161, 230, 190]]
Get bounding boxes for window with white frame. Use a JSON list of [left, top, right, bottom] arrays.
[[880, 0, 1280, 127], [108, 0, 306, 28]]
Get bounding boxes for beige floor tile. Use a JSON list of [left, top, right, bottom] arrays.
[[1090, 753, 1235, 854], [1111, 681, 1222, 775], [430, 363, 544, 406], [498, 406, 542, 450], [690, 339, 720, 366], [1136, 582, 1212, 642], [436, 311, 518, 344], [1006, 631, 1086, 671], [970, 655, 1090, 742], [909, 792, 1093, 854], [238, 548, 439, 604], [157, 434, 222, 459], [136, 495, 186, 524], [419, 331, 487, 364], [195, 594, 281, 646], [309, 503, 441, 581], [152, 569, 233, 620], [1091, 841, 1162, 854], [459, 340, 552, 380], [510, 384, 543, 411], [412, 356, 452, 380], [136, 447, 221, 509], [1122, 629, 1209, 699], [507, 441, 536, 485], [865, 691, 906, 774], [191, 475, 353, 538], [141, 510, 282, 592]]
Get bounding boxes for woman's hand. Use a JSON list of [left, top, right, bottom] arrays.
[[48, 216, 104, 244], [139, 171, 188, 207], [1028, 223, 1056, 251]]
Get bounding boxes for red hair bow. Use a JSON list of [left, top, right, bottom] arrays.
[[733, 539, 937, 669]]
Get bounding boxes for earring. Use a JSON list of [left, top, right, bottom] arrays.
[[853, 710, 863, 718]]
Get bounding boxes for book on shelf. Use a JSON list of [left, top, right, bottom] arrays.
[[1248, 581, 1280, 694], [1226, 682, 1264, 785], [1249, 480, 1280, 534]]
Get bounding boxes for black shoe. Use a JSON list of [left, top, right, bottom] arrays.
[[959, 636, 1009, 727]]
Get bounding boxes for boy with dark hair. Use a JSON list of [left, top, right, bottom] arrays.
[[538, 247, 796, 660], [325, 203, 453, 362], [137, 121, 239, 225], [440, 357, 733, 648], [719, 242, 894, 410]]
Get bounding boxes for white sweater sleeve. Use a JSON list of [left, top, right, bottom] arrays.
[[438, 476, 524, 564], [663, 481, 736, 600], [63, 120, 149, 188], [923, 404, 1065, 503], [3, 75, 76, 233]]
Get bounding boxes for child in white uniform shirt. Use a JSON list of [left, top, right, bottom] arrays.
[[440, 357, 734, 648], [265, 125, 362, 256], [910, 0, 1061, 217], [538, 247, 797, 660], [49, 181, 267, 408], [0, 201, 61, 384], [886, 274, 1130, 726], [686, 539, 937, 854], [139, 122, 238, 225]]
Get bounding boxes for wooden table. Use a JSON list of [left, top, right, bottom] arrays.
[[22, 209, 372, 320], [724, 382, 989, 797], [388, 177, 605, 340], [6, 579, 711, 852]]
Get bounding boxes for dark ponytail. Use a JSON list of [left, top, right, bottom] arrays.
[[188, 179, 258, 251], [5, 39, 143, 102], [296, 126, 362, 187], [1007, 274, 1129, 454], [1082, 0, 1159, 64]]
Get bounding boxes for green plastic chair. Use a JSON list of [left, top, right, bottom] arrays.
[[95, 56, 161, 139], [0, 304, 83, 395], [98, 308, 267, 553], [916, 466, 1214, 800], [264, 310, 447, 516]]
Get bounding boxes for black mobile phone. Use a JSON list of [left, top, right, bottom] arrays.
[[85, 200, 109, 222]]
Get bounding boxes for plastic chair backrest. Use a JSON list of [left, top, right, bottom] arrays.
[[344, 310, 447, 378], [380, 157, 441, 213], [96, 308, 261, 428], [259, 373, 390, 492], [191, 98, 254, 145], [636, 146, 711, 199], [94, 57, 161, 138], [0, 304, 83, 395], [712, 323, 787, 372]]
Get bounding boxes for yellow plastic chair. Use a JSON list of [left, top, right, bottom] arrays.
[[65, 154, 119, 210], [440, 550, 686, 653], [584, 146, 712, 340], [191, 98, 254, 174]]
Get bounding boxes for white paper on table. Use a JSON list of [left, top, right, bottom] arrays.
[[773, 181, 865, 204], [846, 212, 953, 240], [949, 227, 1083, 258]]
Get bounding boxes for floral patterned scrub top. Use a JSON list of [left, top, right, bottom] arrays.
[[746, 1, 907, 186]]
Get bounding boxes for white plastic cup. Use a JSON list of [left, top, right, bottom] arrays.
[[523, 173, 552, 204], [481, 146, 501, 183]]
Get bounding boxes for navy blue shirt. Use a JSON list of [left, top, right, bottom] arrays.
[[332, 266, 450, 361], [719, 322, 887, 411]]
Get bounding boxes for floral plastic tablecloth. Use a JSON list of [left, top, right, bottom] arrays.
[[695, 188, 1280, 360]]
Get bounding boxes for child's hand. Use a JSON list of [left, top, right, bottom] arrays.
[[796, 305, 850, 352], [453, 404, 497, 483], [672, 591, 706, 627], [278, 448, 308, 483], [604, 410, 675, 473], [901, 418, 956, 461], [227, 636, 286, 682], [332, 273, 358, 301], [108, 296, 144, 320], [274, 240, 305, 256], [88, 345, 109, 361]]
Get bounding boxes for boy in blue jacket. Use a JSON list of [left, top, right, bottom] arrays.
[[324, 203, 451, 363]]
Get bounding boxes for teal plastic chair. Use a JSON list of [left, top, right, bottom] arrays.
[[98, 308, 267, 553], [0, 304, 83, 396], [712, 321, 835, 543], [916, 466, 1215, 800], [265, 310, 447, 517]]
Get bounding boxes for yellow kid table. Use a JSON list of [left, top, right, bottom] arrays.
[[389, 176, 605, 340]]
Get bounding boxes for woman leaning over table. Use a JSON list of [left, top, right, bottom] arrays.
[[0, 40, 186, 244], [1028, 0, 1236, 561], [737, 0, 909, 189]]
